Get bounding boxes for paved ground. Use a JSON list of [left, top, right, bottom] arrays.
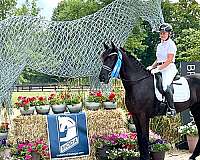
[[166, 150, 200, 160]]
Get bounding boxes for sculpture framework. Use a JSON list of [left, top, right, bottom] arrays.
[[0, 0, 164, 107]]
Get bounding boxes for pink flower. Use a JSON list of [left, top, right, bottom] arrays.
[[27, 147, 32, 153], [18, 143, 25, 150], [42, 145, 48, 150], [25, 154, 32, 160]]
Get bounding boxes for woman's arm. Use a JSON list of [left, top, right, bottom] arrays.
[[158, 53, 174, 70]]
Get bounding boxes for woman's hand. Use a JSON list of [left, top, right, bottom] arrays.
[[151, 67, 160, 74], [146, 66, 153, 70]]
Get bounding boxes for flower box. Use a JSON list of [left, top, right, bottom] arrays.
[[20, 106, 35, 115], [51, 104, 66, 114], [186, 135, 199, 153], [67, 103, 82, 113], [85, 102, 100, 110], [150, 151, 165, 160], [36, 105, 50, 115], [103, 102, 117, 109]]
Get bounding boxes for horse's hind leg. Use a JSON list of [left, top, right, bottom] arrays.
[[189, 104, 200, 160]]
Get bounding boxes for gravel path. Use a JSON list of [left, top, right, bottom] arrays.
[[166, 150, 200, 160]]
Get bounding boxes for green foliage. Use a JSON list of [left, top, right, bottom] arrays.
[[151, 143, 171, 152], [65, 93, 82, 105], [48, 92, 66, 105], [15, 0, 40, 16], [162, 0, 200, 62], [0, 0, 16, 20], [176, 28, 200, 62], [52, 0, 100, 21], [150, 116, 181, 143], [178, 122, 198, 136]]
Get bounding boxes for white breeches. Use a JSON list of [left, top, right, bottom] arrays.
[[159, 63, 178, 91]]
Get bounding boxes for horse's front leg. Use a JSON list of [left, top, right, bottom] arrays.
[[133, 113, 150, 160]]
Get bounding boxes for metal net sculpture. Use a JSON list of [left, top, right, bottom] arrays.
[[0, 0, 164, 104]]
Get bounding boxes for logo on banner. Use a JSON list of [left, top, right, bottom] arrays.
[[57, 116, 79, 153]]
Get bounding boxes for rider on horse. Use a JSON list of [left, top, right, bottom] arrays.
[[147, 23, 178, 116]]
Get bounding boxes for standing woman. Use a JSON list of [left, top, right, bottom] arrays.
[[147, 23, 178, 116]]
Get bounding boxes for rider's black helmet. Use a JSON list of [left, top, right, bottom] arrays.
[[159, 23, 173, 32]]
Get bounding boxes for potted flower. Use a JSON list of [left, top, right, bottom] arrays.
[[92, 132, 138, 160], [48, 92, 66, 114], [35, 96, 50, 115], [102, 91, 117, 109], [107, 148, 140, 160], [66, 93, 82, 113], [0, 126, 8, 146], [127, 112, 136, 132], [11, 138, 49, 160], [149, 130, 171, 160], [85, 91, 102, 110], [15, 96, 35, 115], [178, 121, 198, 152]]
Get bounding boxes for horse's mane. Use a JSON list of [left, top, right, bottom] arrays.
[[120, 48, 149, 73]]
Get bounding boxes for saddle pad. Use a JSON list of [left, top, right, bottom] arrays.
[[154, 77, 190, 102]]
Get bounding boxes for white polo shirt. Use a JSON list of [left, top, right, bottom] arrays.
[[156, 38, 177, 63]]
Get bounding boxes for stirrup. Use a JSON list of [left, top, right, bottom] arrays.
[[166, 109, 176, 117]]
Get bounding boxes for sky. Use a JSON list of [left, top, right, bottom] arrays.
[[17, 0, 62, 20], [17, 0, 200, 20]]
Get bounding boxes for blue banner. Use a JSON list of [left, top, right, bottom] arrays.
[[47, 112, 90, 159]]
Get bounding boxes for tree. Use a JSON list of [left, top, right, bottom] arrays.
[[176, 28, 200, 62], [162, 0, 200, 61], [52, 0, 101, 21], [162, 0, 200, 34], [15, 0, 40, 16], [0, 0, 16, 20]]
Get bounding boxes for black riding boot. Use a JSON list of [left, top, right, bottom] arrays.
[[165, 86, 176, 116]]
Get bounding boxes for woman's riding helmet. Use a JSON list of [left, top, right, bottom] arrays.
[[159, 23, 173, 32]]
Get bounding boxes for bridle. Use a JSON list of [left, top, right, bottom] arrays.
[[102, 50, 151, 84]]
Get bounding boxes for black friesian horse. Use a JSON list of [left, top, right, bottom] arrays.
[[99, 42, 200, 160]]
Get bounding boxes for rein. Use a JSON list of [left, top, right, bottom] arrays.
[[103, 49, 151, 84], [121, 75, 151, 85]]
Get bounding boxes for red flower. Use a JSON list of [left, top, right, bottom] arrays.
[[130, 132, 137, 140], [108, 92, 115, 101], [38, 96, 46, 101], [96, 91, 102, 97]]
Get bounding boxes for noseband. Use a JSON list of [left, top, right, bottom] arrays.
[[102, 51, 122, 79]]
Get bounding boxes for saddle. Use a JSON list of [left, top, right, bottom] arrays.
[[155, 72, 180, 96], [154, 72, 190, 102]]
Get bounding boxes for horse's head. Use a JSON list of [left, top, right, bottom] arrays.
[[99, 42, 119, 84]]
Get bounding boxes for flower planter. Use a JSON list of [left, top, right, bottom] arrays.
[[36, 105, 50, 115], [0, 132, 8, 145], [115, 157, 140, 160], [67, 103, 82, 113], [96, 146, 111, 160], [103, 102, 117, 109], [85, 102, 100, 110], [128, 123, 136, 132], [31, 152, 41, 160], [51, 104, 66, 114], [150, 151, 165, 160], [0, 148, 11, 159], [187, 135, 199, 153], [1, 122, 9, 130], [20, 106, 35, 115]]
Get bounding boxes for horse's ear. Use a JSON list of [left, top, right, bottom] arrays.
[[103, 42, 109, 50], [111, 41, 115, 49]]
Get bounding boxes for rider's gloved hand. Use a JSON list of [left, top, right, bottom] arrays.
[[151, 67, 160, 74], [146, 66, 153, 71]]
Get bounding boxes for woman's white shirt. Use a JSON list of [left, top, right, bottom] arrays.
[[156, 38, 177, 63]]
